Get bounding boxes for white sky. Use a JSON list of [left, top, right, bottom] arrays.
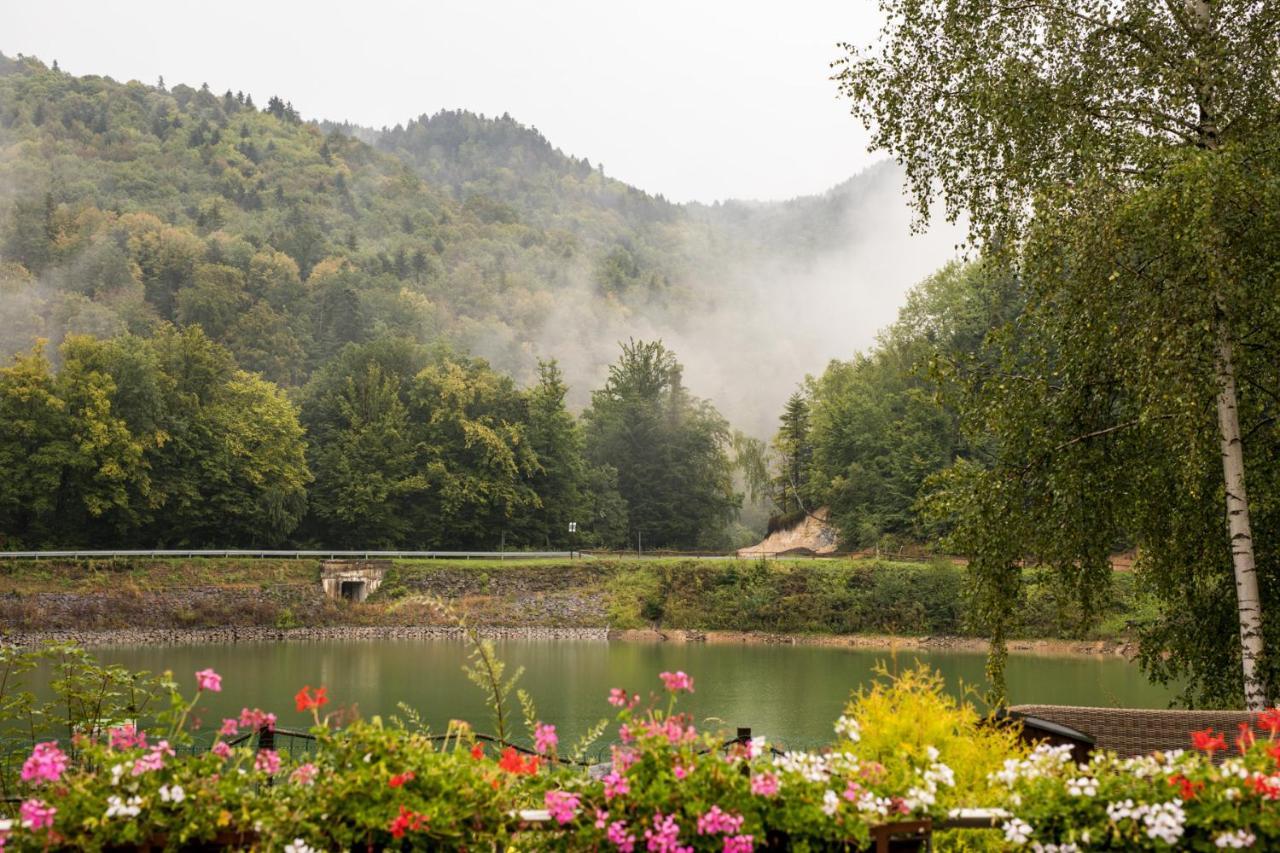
[[3, 0, 886, 203]]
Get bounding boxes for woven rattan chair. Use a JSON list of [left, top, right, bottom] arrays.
[[1009, 704, 1259, 758]]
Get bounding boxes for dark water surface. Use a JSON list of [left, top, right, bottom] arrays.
[[67, 639, 1176, 747]]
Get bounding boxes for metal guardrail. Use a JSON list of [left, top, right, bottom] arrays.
[[0, 549, 578, 560]]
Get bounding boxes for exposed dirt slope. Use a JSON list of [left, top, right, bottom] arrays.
[[737, 507, 839, 557]]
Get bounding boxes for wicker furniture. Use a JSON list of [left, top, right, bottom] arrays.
[[1009, 704, 1258, 758]]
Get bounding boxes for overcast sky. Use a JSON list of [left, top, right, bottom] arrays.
[[3, 0, 886, 203]]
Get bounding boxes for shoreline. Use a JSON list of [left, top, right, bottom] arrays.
[[1, 624, 1135, 658]]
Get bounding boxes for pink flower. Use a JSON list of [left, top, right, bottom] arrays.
[[255, 749, 281, 775], [534, 722, 558, 755], [619, 723, 634, 744], [673, 763, 689, 781], [219, 718, 239, 737], [609, 688, 629, 707], [238, 708, 277, 731], [291, 763, 318, 785], [607, 819, 637, 852], [659, 671, 694, 693], [544, 790, 581, 825], [131, 740, 175, 776], [604, 771, 631, 800], [108, 723, 147, 751], [843, 779, 863, 801], [750, 773, 779, 797], [20, 742, 68, 784], [612, 746, 638, 773], [723, 835, 755, 853], [595, 808, 610, 829], [644, 812, 691, 853], [20, 798, 56, 830], [211, 742, 232, 759], [696, 806, 744, 836], [195, 668, 222, 692]]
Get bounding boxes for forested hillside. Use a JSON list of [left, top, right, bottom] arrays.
[[2, 53, 907, 551]]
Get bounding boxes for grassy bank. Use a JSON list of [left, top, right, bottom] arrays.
[[0, 556, 1153, 641]]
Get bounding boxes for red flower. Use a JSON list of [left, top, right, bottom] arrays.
[[470, 743, 484, 760], [1250, 773, 1280, 800], [497, 746, 539, 775], [389, 805, 427, 838], [1237, 722, 1257, 754], [1259, 708, 1280, 738], [1167, 773, 1203, 801], [1190, 728, 1227, 755], [295, 685, 329, 712], [389, 771, 416, 788]]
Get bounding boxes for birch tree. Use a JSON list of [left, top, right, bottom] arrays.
[[837, 0, 1280, 706]]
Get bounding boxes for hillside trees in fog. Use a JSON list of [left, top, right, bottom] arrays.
[[769, 262, 1019, 550], [583, 340, 740, 550]]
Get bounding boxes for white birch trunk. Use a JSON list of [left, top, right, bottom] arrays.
[[1214, 324, 1267, 710]]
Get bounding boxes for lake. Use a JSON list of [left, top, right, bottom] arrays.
[[67, 639, 1175, 748]]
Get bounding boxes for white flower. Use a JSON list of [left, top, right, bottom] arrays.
[[1066, 777, 1097, 797], [1002, 818, 1033, 845], [925, 762, 956, 789], [834, 715, 861, 741], [774, 751, 830, 783], [822, 789, 840, 816], [1141, 802, 1186, 845], [1215, 829, 1257, 849], [905, 785, 935, 809], [105, 795, 143, 819], [1224, 787, 1241, 801], [158, 784, 185, 803], [110, 763, 126, 786], [284, 840, 319, 853], [746, 736, 766, 759], [855, 792, 891, 817], [1031, 844, 1079, 853]]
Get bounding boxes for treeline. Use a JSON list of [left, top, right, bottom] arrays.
[[766, 261, 1020, 549], [0, 331, 741, 550]]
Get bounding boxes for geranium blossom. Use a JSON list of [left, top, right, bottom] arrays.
[[534, 722, 558, 755], [607, 819, 636, 852], [608, 688, 638, 708], [158, 784, 185, 803], [388, 805, 427, 839], [750, 772, 779, 797], [290, 763, 318, 785], [21, 742, 68, 784], [545, 790, 581, 824], [497, 746, 539, 775], [723, 836, 755, 853], [211, 741, 232, 758], [388, 771, 415, 788], [238, 707, 276, 731], [294, 685, 329, 712], [644, 812, 690, 853], [1191, 728, 1227, 755], [695, 806, 744, 835], [131, 740, 175, 776], [195, 668, 222, 692], [219, 718, 239, 736], [255, 749, 281, 774], [19, 799, 55, 831], [603, 771, 630, 800], [108, 723, 147, 751], [659, 671, 694, 693], [104, 795, 142, 819]]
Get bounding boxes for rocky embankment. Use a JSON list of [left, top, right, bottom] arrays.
[[2, 625, 610, 648]]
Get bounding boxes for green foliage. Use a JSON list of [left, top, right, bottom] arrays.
[[584, 340, 741, 550], [772, 262, 1019, 550]]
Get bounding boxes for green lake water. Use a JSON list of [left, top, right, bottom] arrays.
[[64, 639, 1175, 748]]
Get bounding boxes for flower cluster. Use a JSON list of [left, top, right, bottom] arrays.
[[997, 709, 1280, 849]]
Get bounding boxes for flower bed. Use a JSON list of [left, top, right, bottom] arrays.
[[2, 654, 1279, 851]]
